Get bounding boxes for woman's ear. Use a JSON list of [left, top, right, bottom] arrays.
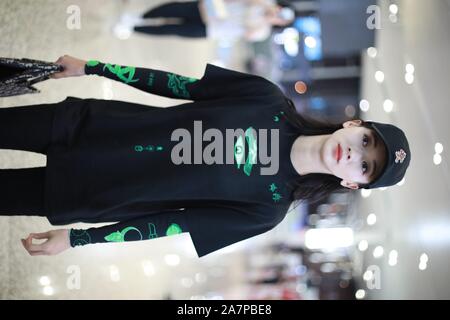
[[342, 119, 363, 128], [340, 180, 359, 190]]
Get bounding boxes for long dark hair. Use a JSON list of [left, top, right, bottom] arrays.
[[282, 99, 372, 210]]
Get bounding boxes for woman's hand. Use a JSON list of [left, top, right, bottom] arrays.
[[21, 229, 71, 256], [50, 55, 87, 79]]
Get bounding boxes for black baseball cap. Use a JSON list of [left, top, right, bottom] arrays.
[[364, 121, 411, 189]]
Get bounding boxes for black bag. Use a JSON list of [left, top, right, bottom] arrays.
[[0, 57, 63, 97]]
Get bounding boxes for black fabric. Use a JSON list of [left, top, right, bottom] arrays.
[[0, 167, 46, 216], [135, 1, 206, 38], [45, 61, 300, 257], [0, 103, 55, 216]]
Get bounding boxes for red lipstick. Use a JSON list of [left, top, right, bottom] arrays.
[[335, 144, 342, 162]]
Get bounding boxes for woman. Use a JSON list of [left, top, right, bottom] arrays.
[[115, 0, 296, 42], [2, 55, 410, 257]]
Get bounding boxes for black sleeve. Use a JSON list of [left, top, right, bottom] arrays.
[[84, 60, 282, 101], [69, 204, 286, 258], [184, 203, 286, 257]]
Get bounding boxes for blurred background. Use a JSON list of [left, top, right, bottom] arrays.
[[0, 0, 449, 299]]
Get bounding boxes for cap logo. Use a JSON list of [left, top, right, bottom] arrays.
[[395, 149, 407, 164]]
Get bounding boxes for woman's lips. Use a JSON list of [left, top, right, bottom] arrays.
[[335, 144, 342, 162]]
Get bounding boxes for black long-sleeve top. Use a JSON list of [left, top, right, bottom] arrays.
[[44, 60, 301, 257]]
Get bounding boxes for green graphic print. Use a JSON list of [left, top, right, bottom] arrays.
[[86, 60, 100, 67], [103, 63, 140, 84], [268, 183, 283, 202], [273, 111, 285, 122], [134, 145, 164, 152], [148, 223, 158, 239], [166, 223, 183, 236], [167, 73, 198, 98], [70, 229, 92, 246], [234, 127, 258, 176], [104, 226, 143, 242]]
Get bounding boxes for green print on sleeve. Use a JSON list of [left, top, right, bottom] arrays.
[[104, 226, 143, 242], [148, 72, 155, 87], [86, 60, 100, 67], [166, 223, 183, 236], [148, 223, 158, 239], [70, 229, 92, 247], [167, 73, 198, 98], [103, 63, 140, 84]]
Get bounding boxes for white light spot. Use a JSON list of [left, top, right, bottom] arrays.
[[388, 250, 398, 266], [389, 13, 398, 23], [43, 286, 54, 296], [304, 36, 317, 48], [434, 143, 444, 154], [164, 254, 181, 266], [367, 213, 377, 226], [396, 177, 405, 186], [305, 228, 354, 250], [373, 246, 384, 258], [405, 63, 415, 74], [375, 71, 385, 83], [419, 263, 427, 270], [420, 253, 429, 262], [39, 276, 51, 286], [359, 99, 370, 112], [433, 153, 442, 165], [383, 99, 394, 113], [367, 47, 377, 58], [358, 240, 369, 251], [355, 289, 366, 299], [379, 187, 388, 191], [363, 270, 374, 281], [405, 73, 414, 84], [361, 189, 372, 198], [389, 4, 399, 15]]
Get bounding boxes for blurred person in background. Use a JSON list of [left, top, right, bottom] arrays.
[[114, 0, 296, 43]]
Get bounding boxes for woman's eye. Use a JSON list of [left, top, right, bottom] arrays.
[[362, 161, 369, 174], [363, 134, 369, 147]]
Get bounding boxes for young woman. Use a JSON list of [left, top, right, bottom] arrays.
[[115, 0, 295, 42], [2, 55, 410, 257]]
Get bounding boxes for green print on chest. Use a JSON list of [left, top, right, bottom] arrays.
[[167, 73, 198, 98], [234, 127, 258, 176], [103, 63, 139, 84], [268, 183, 283, 202], [134, 145, 164, 152], [273, 111, 285, 122]]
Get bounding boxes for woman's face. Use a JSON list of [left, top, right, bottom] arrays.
[[322, 120, 387, 189]]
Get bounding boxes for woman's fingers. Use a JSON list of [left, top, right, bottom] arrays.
[[30, 232, 51, 239], [21, 235, 49, 254]]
